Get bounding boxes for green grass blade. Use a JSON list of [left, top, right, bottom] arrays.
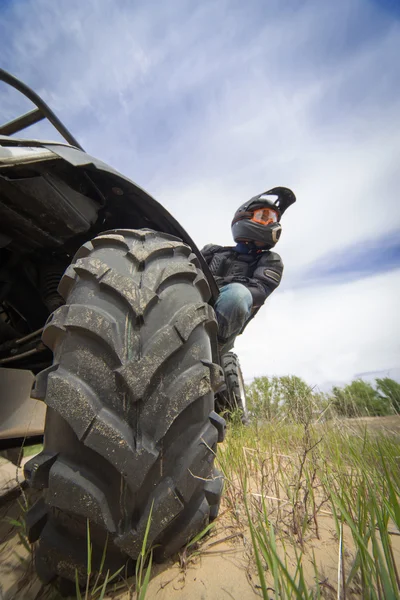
[[136, 501, 155, 597], [186, 522, 215, 549], [86, 519, 92, 576], [244, 495, 268, 599], [139, 550, 153, 600], [330, 490, 371, 556], [17, 531, 31, 554], [370, 525, 398, 600], [98, 569, 110, 600], [381, 455, 400, 529], [105, 565, 125, 585], [99, 534, 108, 574], [3, 517, 24, 528], [75, 569, 83, 600], [141, 501, 154, 558], [92, 534, 109, 592]]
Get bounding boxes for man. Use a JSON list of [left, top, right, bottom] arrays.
[[201, 187, 296, 353]]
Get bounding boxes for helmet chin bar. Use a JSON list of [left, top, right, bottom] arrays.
[[232, 220, 282, 249]]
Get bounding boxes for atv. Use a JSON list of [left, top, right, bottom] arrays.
[[0, 69, 247, 587]]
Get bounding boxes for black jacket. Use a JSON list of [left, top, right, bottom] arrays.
[[201, 244, 284, 309]]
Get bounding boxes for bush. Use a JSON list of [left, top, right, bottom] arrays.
[[376, 377, 400, 413], [246, 375, 324, 423], [331, 379, 393, 417], [246, 376, 280, 421], [246, 375, 399, 422]]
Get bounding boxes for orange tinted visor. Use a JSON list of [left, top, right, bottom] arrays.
[[250, 208, 279, 226]]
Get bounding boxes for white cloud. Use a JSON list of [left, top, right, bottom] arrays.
[[235, 269, 400, 385]]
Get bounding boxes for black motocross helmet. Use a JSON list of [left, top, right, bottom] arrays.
[[231, 186, 296, 248]]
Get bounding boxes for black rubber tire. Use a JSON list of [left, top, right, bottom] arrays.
[[221, 352, 249, 423], [24, 229, 226, 586]]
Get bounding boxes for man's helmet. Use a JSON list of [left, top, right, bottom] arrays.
[[231, 186, 296, 248]]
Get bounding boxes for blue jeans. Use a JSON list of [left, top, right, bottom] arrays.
[[214, 283, 253, 350]]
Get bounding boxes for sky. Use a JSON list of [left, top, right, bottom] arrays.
[[1, 0, 399, 388]]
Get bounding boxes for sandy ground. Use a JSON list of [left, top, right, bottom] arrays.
[[346, 414, 400, 435], [0, 491, 260, 600], [1, 416, 400, 599], [2, 490, 400, 600], [127, 515, 260, 600]]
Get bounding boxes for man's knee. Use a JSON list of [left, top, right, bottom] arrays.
[[228, 283, 253, 313], [214, 283, 253, 343], [217, 283, 253, 318]]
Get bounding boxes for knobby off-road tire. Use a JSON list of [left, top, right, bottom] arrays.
[[24, 229, 226, 587], [221, 352, 249, 424]]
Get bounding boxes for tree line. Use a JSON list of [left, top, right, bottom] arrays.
[[246, 375, 400, 422]]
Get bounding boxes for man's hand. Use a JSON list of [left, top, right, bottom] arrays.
[[231, 276, 251, 285], [216, 275, 251, 287]]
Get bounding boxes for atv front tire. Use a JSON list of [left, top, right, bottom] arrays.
[[24, 229, 226, 585]]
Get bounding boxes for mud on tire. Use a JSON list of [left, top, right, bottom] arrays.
[[24, 229, 226, 585]]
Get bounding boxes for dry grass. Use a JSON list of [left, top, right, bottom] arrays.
[[1, 415, 400, 599], [217, 413, 400, 598]]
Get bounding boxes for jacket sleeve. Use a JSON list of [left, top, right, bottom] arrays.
[[245, 251, 284, 307], [200, 244, 223, 265]]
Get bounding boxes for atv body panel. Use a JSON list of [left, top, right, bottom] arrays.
[[0, 138, 217, 297]]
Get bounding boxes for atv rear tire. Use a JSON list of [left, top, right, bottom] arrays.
[[24, 229, 226, 585], [222, 352, 249, 424]]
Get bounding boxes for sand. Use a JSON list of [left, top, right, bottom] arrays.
[[3, 490, 399, 600], [1, 415, 400, 599]]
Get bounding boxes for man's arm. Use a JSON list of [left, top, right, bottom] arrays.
[[234, 251, 284, 307]]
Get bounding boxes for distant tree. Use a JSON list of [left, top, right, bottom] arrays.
[[247, 375, 398, 422], [376, 378, 400, 413], [331, 385, 356, 418], [246, 375, 323, 423], [331, 379, 392, 418], [246, 376, 280, 420], [276, 375, 315, 424]]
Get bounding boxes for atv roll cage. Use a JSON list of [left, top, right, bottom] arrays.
[[0, 68, 83, 149]]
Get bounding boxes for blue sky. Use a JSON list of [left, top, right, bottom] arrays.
[[1, 0, 399, 385]]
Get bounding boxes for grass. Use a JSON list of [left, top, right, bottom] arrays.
[[4, 412, 400, 598], [3, 497, 31, 554], [72, 414, 400, 598], [23, 442, 43, 458], [72, 502, 215, 598], [217, 413, 400, 599], [135, 501, 155, 600], [73, 506, 155, 600]]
